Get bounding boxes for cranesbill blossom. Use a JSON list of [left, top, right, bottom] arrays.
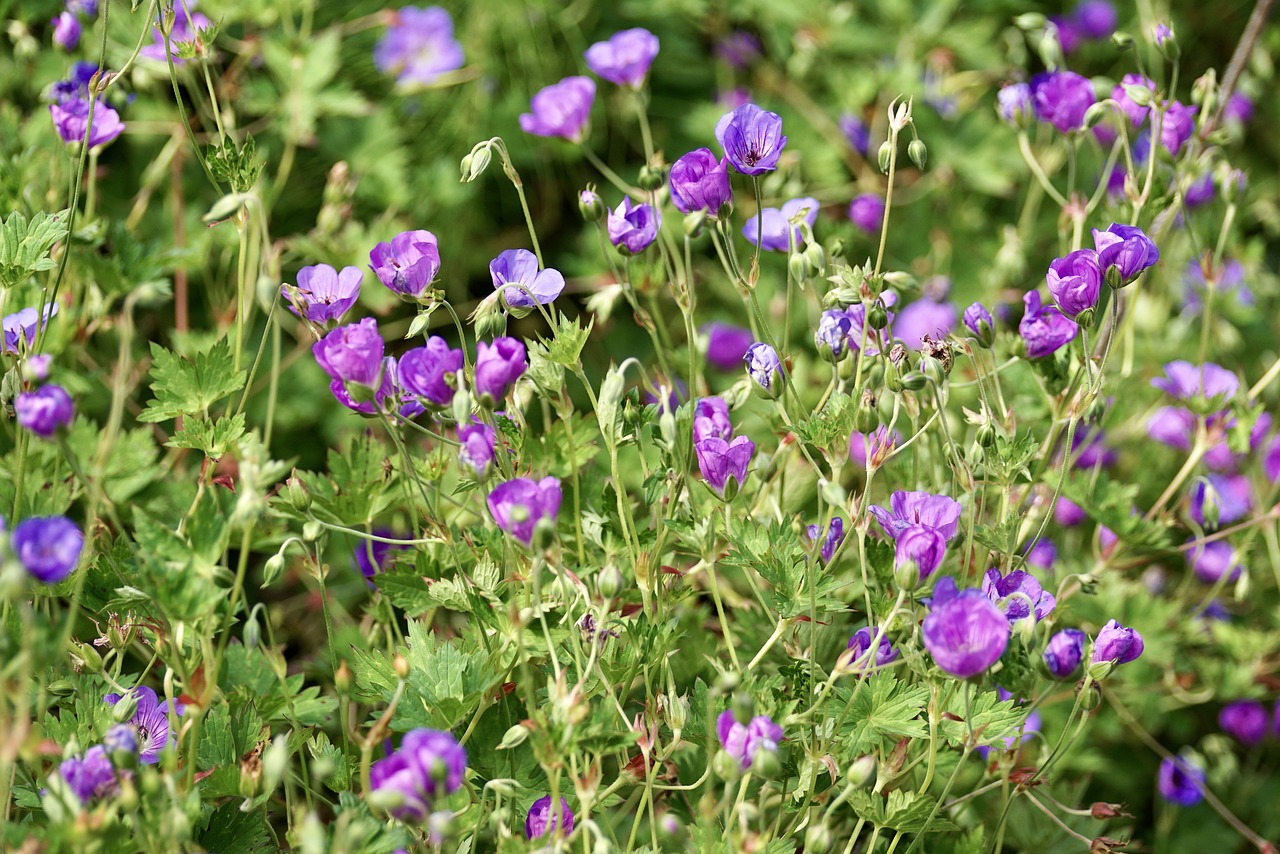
[[2, 304, 58, 353], [844, 298, 894, 356], [743, 196, 818, 251], [1093, 224, 1160, 284], [487, 477, 561, 546], [52, 12, 81, 50], [15, 384, 74, 438], [1190, 474, 1252, 528], [849, 427, 900, 469], [1024, 539, 1057, 571], [369, 729, 467, 822], [1183, 259, 1250, 314], [963, 302, 995, 345], [1031, 70, 1096, 133], [13, 516, 83, 583], [717, 710, 782, 769], [49, 78, 125, 148], [893, 297, 955, 350], [1158, 755, 1205, 806], [693, 397, 732, 443], [1043, 628, 1086, 679], [314, 318, 385, 388], [669, 148, 732, 217], [607, 197, 660, 254], [695, 436, 754, 497], [58, 746, 118, 805], [352, 529, 408, 583], [373, 6, 465, 87], [285, 264, 362, 324], [839, 114, 871, 154], [1075, 0, 1117, 38], [584, 28, 659, 88], [489, 249, 564, 308], [458, 422, 496, 476], [815, 309, 852, 362], [997, 83, 1032, 124], [520, 77, 595, 142], [870, 490, 963, 541], [103, 724, 139, 758], [474, 337, 527, 401], [716, 32, 761, 68], [1019, 290, 1078, 358], [1219, 700, 1268, 746], [1159, 101, 1197, 153], [1225, 92, 1253, 124], [1186, 538, 1240, 584], [848, 194, 884, 234], [895, 525, 947, 582], [103, 686, 185, 764], [715, 103, 787, 175], [744, 342, 782, 392], [1091, 619, 1144, 665], [1046, 249, 1101, 318], [807, 517, 845, 564], [1055, 497, 1087, 526], [397, 338, 462, 408], [922, 577, 1011, 678], [1049, 16, 1082, 53], [845, 627, 898, 671], [330, 356, 395, 415], [703, 323, 752, 371], [982, 568, 1057, 623], [370, 230, 441, 298], [526, 795, 574, 839], [139, 4, 212, 63], [1112, 74, 1155, 126], [1151, 360, 1238, 402]]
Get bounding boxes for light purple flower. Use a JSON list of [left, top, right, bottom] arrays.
[[1183, 259, 1250, 313], [369, 728, 467, 822], [982, 568, 1056, 623], [313, 318, 385, 387], [963, 302, 995, 344], [103, 724, 139, 757], [717, 710, 782, 769], [1031, 71, 1096, 133], [695, 435, 754, 497], [703, 323, 752, 371], [329, 357, 395, 415], [50, 98, 125, 147], [474, 337, 527, 401], [922, 577, 1011, 679], [744, 342, 782, 391], [489, 249, 564, 308], [520, 76, 596, 143], [1091, 619, 1144, 665], [373, 6, 464, 87], [1046, 249, 1101, 318], [58, 747, 118, 805], [487, 477, 561, 546], [1265, 435, 1280, 482], [398, 337, 463, 407], [52, 12, 81, 50], [15, 384, 74, 438], [1043, 628, 1086, 679], [103, 686, 185, 764], [895, 525, 947, 581], [369, 230, 441, 298], [1112, 74, 1155, 126], [693, 397, 732, 444], [607, 197, 660, 254], [1189, 474, 1252, 529], [807, 517, 845, 564], [584, 28, 658, 89], [1146, 406, 1196, 451], [1186, 538, 1240, 584], [669, 148, 732, 217], [839, 114, 871, 154], [139, 5, 212, 63], [997, 83, 1033, 124], [1074, 0, 1117, 39], [870, 490, 963, 541], [849, 427, 900, 469], [13, 516, 83, 583], [847, 193, 884, 234], [1093, 223, 1160, 283], [893, 298, 955, 350], [1151, 360, 1238, 402], [845, 627, 898, 671], [815, 309, 852, 361], [1158, 101, 1197, 153], [715, 32, 761, 69], [1158, 755, 1204, 807], [525, 795, 574, 839], [285, 264, 362, 324], [1019, 289, 1078, 358], [743, 196, 818, 251], [715, 103, 787, 175]]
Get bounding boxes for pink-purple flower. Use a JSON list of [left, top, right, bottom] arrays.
[[922, 577, 1011, 678], [744, 342, 782, 392], [1158, 755, 1204, 806], [1031, 70, 1096, 133], [963, 302, 995, 346], [52, 11, 81, 50], [1218, 701, 1269, 746], [373, 6, 465, 87], [1151, 360, 1238, 403], [893, 297, 956, 350], [398, 337, 463, 407], [15, 384, 74, 438], [695, 436, 754, 498], [715, 103, 787, 175], [1043, 628, 1086, 679], [2, 303, 58, 354], [870, 490, 963, 541], [1019, 290, 1078, 358], [103, 686, 185, 764], [13, 516, 84, 583], [845, 627, 898, 671], [474, 337, 527, 401], [997, 82, 1033, 124], [693, 397, 733, 444], [520, 77, 596, 143], [607, 197, 660, 255], [1091, 619, 1144, 665], [1046, 249, 1102, 319], [370, 230, 441, 299], [139, 4, 212, 63], [847, 194, 884, 234], [285, 264, 362, 324], [703, 323, 753, 371], [717, 710, 782, 769], [584, 28, 659, 89], [487, 477, 561, 546], [807, 517, 845, 564], [894, 525, 947, 583], [669, 148, 733, 217], [313, 318, 385, 389], [489, 249, 564, 308], [458, 422, 496, 477], [1093, 223, 1160, 285], [57, 746, 119, 805], [369, 728, 467, 821], [981, 568, 1057, 623], [525, 795, 574, 839], [1185, 538, 1240, 584]]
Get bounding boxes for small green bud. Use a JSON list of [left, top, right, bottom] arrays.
[[302, 520, 323, 542], [977, 423, 998, 448], [71, 641, 104, 675], [1111, 30, 1134, 49], [1086, 658, 1114, 682], [893, 559, 921, 591], [578, 185, 605, 222], [805, 824, 835, 853], [788, 252, 808, 283], [854, 390, 880, 434], [1104, 264, 1124, 290], [847, 754, 877, 786], [284, 476, 310, 511], [751, 747, 783, 779], [262, 553, 286, 588], [1013, 12, 1047, 30], [499, 724, 531, 750], [48, 680, 76, 699], [394, 652, 411, 680], [907, 139, 927, 170], [111, 691, 139, 723], [597, 564, 626, 600], [731, 691, 754, 725], [638, 164, 665, 191], [712, 750, 743, 780], [900, 371, 928, 392], [867, 302, 889, 330], [1077, 678, 1103, 710], [877, 140, 893, 173], [804, 242, 826, 277]]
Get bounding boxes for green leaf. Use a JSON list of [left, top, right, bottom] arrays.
[[166, 412, 246, 458], [940, 689, 1029, 748], [0, 209, 69, 287], [543, 314, 594, 367], [138, 339, 247, 422], [846, 788, 959, 834], [840, 673, 930, 752], [199, 802, 272, 852]]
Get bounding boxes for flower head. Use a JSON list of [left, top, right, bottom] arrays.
[[285, 264, 362, 324], [1091, 619, 1144, 665], [50, 98, 125, 147], [849, 427, 900, 469], [15, 384, 74, 438], [922, 577, 1011, 678], [458, 422, 496, 477], [893, 297, 956, 350], [103, 686, 185, 764], [669, 148, 732, 217], [815, 309, 853, 361], [839, 114, 871, 154], [1092, 223, 1159, 284], [1219, 700, 1268, 746], [744, 342, 782, 392], [1151, 360, 1237, 402], [489, 249, 564, 308], [695, 436, 754, 498], [1158, 755, 1205, 807], [743, 196, 818, 252], [845, 627, 899, 671], [870, 490, 962, 541], [370, 230, 441, 298], [520, 76, 595, 142], [369, 728, 467, 822], [52, 12, 81, 50], [58, 746, 118, 805], [1186, 538, 1240, 584], [1043, 628, 1086, 679], [13, 516, 83, 583], [703, 323, 753, 371], [1046, 249, 1101, 318], [474, 337, 527, 401], [848, 193, 884, 234], [963, 302, 995, 345], [1159, 101, 1197, 153], [717, 710, 782, 769], [314, 318, 385, 388], [1031, 71, 1096, 133], [1074, 0, 1117, 39], [374, 6, 464, 87], [997, 82, 1033, 124], [1112, 74, 1155, 126], [1019, 289, 1078, 358], [693, 397, 733, 444], [715, 103, 787, 175], [139, 4, 211, 63], [2, 304, 58, 354], [585, 28, 659, 88], [982, 569, 1056, 623], [607, 197, 660, 254], [103, 724, 139, 757], [487, 477, 561, 546], [352, 529, 409, 583], [1189, 474, 1252, 529], [807, 517, 845, 564], [526, 795, 575, 839]]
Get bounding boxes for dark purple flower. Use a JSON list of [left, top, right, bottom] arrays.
[[1190, 474, 1252, 529], [353, 529, 408, 583], [893, 298, 955, 350], [2, 304, 58, 354], [1043, 628, 1086, 679], [1186, 538, 1240, 584], [607, 197, 660, 254], [139, 5, 211, 63], [520, 76, 595, 143], [50, 98, 125, 147], [15, 384, 74, 438], [997, 82, 1033, 124], [1031, 71, 1096, 133], [374, 6, 465, 87], [1047, 249, 1102, 318], [584, 28, 658, 88], [1112, 74, 1155, 126], [103, 724, 139, 757], [369, 728, 467, 822], [815, 309, 852, 361], [1183, 174, 1215, 208], [715, 103, 787, 176], [1158, 755, 1204, 807], [743, 196, 818, 251], [458, 422, 496, 476], [13, 516, 83, 583], [1091, 619, 1144, 665], [1019, 289, 1078, 358], [489, 249, 564, 308], [847, 193, 884, 234], [845, 627, 898, 671], [982, 568, 1057, 623], [1024, 538, 1057, 571], [849, 427, 900, 469], [1074, 0, 1117, 39], [103, 686, 185, 764], [963, 302, 995, 345], [474, 337, 527, 401], [1055, 497, 1087, 526], [807, 517, 845, 564], [369, 230, 441, 299], [870, 490, 963, 541], [839, 114, 871, 154], [1224, 92, 1253, 124], [1158, 101, 1197, 154], [1049, 16, 1082, 54], [895, 525, 947, 582], [922, 577, 1011, 678], [1218, 700, 1268, 746], [1071, 428, 1118, 469], [1093, 223, 1160, 284], [487, 477, 561, 546], [285, 264, 362, 324], [695, 435, 754, 497], [716, 32, 761, 68], [744, 342, 782, 392], [1151, 360, 1238, 402], [314, 318, 385, 388], [693, 397, 732, 443], [717, 710, 782, 769], [52, 12, 81, 50], [670, 148, 732, 217], [703, 323, 752, 371], [58, 746, 118, 805], [525, 795, 574, 839]]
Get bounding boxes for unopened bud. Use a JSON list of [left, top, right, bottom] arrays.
[[877, 141, 893, 174], [712, 749, 742, 780], [805, 824, 835, 853], [900, 371, 928, 392], [788, 252, 808, 283], [854, 390, 879, 434], [751, 747, 783, 779], [1013, 12, 1047, 30], [48, 679, 76, 698], [579, 186, 605, 222], [665, 693, 690, 736], [867, 302, 889, 330], [335, 661, 351, 694], [262, 553, 286, 587], [499, 724, 531, 749], [1104, 264, 1124, 290], [828, 237, 847, 259], [907, 139, 927, 170], [893, 559, 921, 591], [847, 754, 877, 786], [804, 242, 826, 277], [71, 641, 104, 674], [1111, 31, 1134, 49], [731, 691, 754, 725], [637, 164, 665, 191], [111, 691, 139, 724], [394, 653, 411, 680]]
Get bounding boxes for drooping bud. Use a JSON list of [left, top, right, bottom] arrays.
[[854, 389, 879, 434], [877, 141, 893, 173], [907, 139, 927, 170]]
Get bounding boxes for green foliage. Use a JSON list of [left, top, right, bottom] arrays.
[[0, 208, 68, 287], [138, 339, 247, 422]]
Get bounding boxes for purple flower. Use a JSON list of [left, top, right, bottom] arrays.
[[2, 304, 58, 354], [58, 746, 118, 805], [1181, 173, 1213, 210], [849, 427, 900, 469], [997, 83, 1033, 124], [1071, 428, 1118, 469], [815, 309, 853, 361], [353, 529, 408, 583], [715, 103, 787, 176], [715, 32, 761, 68], [922, 577, 1011, 678], [1091, 619, 1144, 665], [870, 490, 963, 541], [526, 795, 574, 839], [369, 230, 441, 299], [847, 193, 884, 234], [963, 302, 995, 345], [982, 569, 1056, 623], [695, 436, 754, 498], [1189, 474, 1252, 528], [50, 98, 125, 147], [15, 384, 74, 438], [1046, 249, 1102, 318], [669, 148, 732, 217], [584, 28, 658, 89], [369, 728, 467, 822], [1158, 755, 1205, 807], [1265, 435, 1280, 482], [607, 197, 660, 254], [1158, 102, 1197, 153], [489, 249, 564, 308], [520, 76, 595, 143], [103, 724, 139, 757], [24, 354, 52, 381], [845, 627, 898, 671], [839, 114, 871, 154], [844, 300, 893, 356], [13, 516, 83, 583], [458, 422, 496, 476], [1183, 259, 1251, 312], [1049, 16, 1082, 54], [1074, 0, 1117, 39], [807, 517, 845, 564], [139, 5, 211, 63], [703, 323, 753, 371], [1093, 224, 1160, 284], [717, 710, 782, 769], [373, 6, 464, 87], [52, 12, 81, 50], [1024, 539, 1057, 571], [285, 264, 362, 324], [1043, 628, 1086, 679], [487, 477, 561, 546], [1219, 700, 1268, 746], [1224, 92, 1253, 124], [474, 337, 527, 401], [1151, 360, 1238, 402], [103, 686, 185, 765], [1186, 538, 1240, 584], [895, 525, 947, 582], [1031, 71, 1096, 133], [313, 318, 385, 388], [893, 298, 955, 350], [1146, 406, 1196, 451], [693, 397, 733, 443], [1055, 496, 1087, 526], [1112, 74, 1155, 126], [1019, 289, 1078, 358], [328, 357, 395, 415], [744, 342, 782, 392], [67, 1, 99, 17], [743, 196, 818, 251]]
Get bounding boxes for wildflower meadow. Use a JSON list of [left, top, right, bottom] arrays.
[[2, 1, 1280, 852]]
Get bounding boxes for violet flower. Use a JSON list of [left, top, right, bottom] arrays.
[[715, 103, 787, 175], [963, 302, 995, 346], [839, 114, 871, 154], [1112, 74, 1155, 126], [490, 249, 564, 308], [981, 568, 1057, 623], [139, 4, 211, 63], [1055, 496, 1087, 526], [1185, 538, 1240, 584], [58, 747, 118, 805], [669, 148, 732, 217], [1189, 474, 1252, 529], [895, 525, 947, 582], [1043, 628, 1086, 679], [845, 627, 899, 671], [695, 436, 754, 498], [693, 397, 733, 444], [458, 422, 496, 477], [844, 300, 893, 356], [703, 323, 753, 371], [849, 427, 900, 469], [1159, 101, 1197, 154], [870, 490, 963, 541], [1218, 701, 1268, 746], [997, 83, 1033, 124], [526, 795, 574, 839], [396, 339, 462, 409], [1091, 619, 1144, 665], [103, 686, 185, 764], [743, 196, 818, 251], [1093, 223, 1160, 285], [52, 12, 81, 50], [715, 32, 761, 69], [807, 517, 845, 564], [893, 297, 955, 350], [717, 710, 782, 770], [584, 28, 659, 89], [373, 6, 465, 87], [1046, 249, 1102, 318], [370, 230, 441, 299], [607, 197, 660, 255], [352, 529, 409, 584], [487, 477, 561, 546], [1031, 70, 1096, 133], [2, 303, 58, 354], [474, 337, 527, 402], [313, 318, 385, 388], [922, 577, 1011, 679], [744, 342, 782, 393], [1158, 755, 1205, 806], [50, 97, 124, 148], [15, 384, 74, 438], [1019, 289, 1078, 358], [815, 309, 852, 362], [1074, 0, 1117, 39], [520, 76, 595, 142], [285, 264, 362, 324], [847, 194, 884, 234], [13, 516, 83, 583], [369, 728, 467, 822], [1151, 360, 1237, 403]]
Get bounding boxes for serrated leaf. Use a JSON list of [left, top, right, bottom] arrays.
[[543, 314, 594, 367], [166, 412, 246, 458], [138, 339, 247, 422], [841, 673, 930, 752], [0, 209, 69, 287]]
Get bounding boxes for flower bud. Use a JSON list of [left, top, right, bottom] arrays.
[[637, 164, 665, 191], [867, 302, 889, 330], [597, 564, 626, 601], [1111, 31, 1134, 49], [394, 652, 411, 680], [731, 691, 754, 725], [712, 749, 742, 780], [579, 186, 605, 222], [877, 141, 893, 174], [499, 724, 531, 749], [71, 641, 104, 674], [682, 210, 707, 237], [1013, 12, 1047, 30], [907, 139, 927, 170], [804, 242, 826, 277], [751, 746, 783, 779], [788, 252, 809, 283], [805, 824, 835, 853], [847, 754, 877, 786], [335, 661, 351, 694], [47, 679, 76, 698], [900, 371, 928, 392], [828, 237, 847, 259], [460, 145, 491, 183], [111, 691, 139, 723], [302, 520, 323, 541], [854, 390, 879, 434], [262, 553, 286, 587], [665, 693, 690, 737], [1077, 678, 1103, 710], [284, 476, 310, 511]]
